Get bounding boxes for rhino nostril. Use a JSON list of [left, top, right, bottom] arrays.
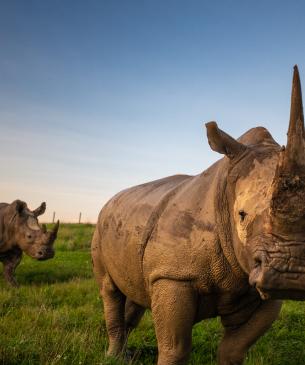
[[254, 256, 262, 268], [38, 251, 43, 256], [255, 258, 262, 265]]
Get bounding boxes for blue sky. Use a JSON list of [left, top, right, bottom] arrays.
[[1, 0, 305, 222]]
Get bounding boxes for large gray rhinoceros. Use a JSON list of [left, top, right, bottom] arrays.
[[0, 200, 59, 287], [92, 66, 305, 365]]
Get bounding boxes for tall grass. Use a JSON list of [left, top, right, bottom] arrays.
[[0, 225, 304, 364]]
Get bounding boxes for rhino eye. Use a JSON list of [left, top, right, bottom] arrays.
[[26, 233, 32, 240], [238, 210, 247, 222]]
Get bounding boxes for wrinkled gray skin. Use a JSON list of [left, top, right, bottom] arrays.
[[92, 66, 305, 365], [0, 200, 59, 287]]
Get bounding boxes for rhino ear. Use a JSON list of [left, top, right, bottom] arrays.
[[205, 121, 247, 159], [33, 202, 46, 217], [13, 200, 27, 215]]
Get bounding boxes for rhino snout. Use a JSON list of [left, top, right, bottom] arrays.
[[249, 246, 305, 300], [36, 247, 54, 260]]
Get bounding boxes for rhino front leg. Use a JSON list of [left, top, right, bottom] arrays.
[[101, 274, 127, 357], [151, 279, 197, 365], [2, 251, 22, 287], [218, 300, 282, 365]]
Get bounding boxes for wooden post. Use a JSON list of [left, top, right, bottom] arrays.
[[52, 212, 56, 223], [78, 212, 82, 224]]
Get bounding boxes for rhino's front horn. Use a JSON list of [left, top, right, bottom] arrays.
[[47, 220, 59, 244], [271, 66, 305, 237], [282, 65, 305, 172]]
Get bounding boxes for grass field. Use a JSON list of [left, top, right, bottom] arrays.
[[0, 224, 304, 364]]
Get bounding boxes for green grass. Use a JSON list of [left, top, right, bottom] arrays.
[[47, 223, 95, 251], [0, 224, 304, 364]]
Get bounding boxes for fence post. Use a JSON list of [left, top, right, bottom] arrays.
[[52, 212, 56, 223], [79, 212, 82, 224]]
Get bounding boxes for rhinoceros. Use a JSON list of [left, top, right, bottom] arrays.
[[0, 200, 59, 287], [91, 66, 305, 365]]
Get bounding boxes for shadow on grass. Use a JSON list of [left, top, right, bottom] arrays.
[[0, 251, 93, 287], [127, 345, 158, 364], [15, 269, 92, 286]]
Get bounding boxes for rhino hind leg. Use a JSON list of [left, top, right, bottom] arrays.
[[125, 299, 145, 334], [101, 274, 127, 357], [151, 279, 197, 365], [92, 230, 129, 357], [217, 300, 281, 365]]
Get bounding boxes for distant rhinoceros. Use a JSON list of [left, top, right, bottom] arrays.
[[91, 66, 305, 365], [0, 200, 59, 287]]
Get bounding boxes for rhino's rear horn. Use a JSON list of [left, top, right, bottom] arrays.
[[205, 121, 247, 159], [282, 65, 305, 172], [33, 202, 46, 217]]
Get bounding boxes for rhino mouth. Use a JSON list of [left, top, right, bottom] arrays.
[[255, 287, 305, 300], [253, 271, 305, 300], [37, 255, 54, 261]]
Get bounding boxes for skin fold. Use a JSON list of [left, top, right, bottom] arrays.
[[92, 66, 305, 365]]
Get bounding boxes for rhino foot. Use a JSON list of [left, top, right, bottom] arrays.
[[6, 277, 19, 288]]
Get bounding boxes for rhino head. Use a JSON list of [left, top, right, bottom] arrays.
[[206, 65, 305, 300], [6, 200, 59, 260]]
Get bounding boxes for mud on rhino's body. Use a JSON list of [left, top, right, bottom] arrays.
[[92, 66, 305, 365]]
